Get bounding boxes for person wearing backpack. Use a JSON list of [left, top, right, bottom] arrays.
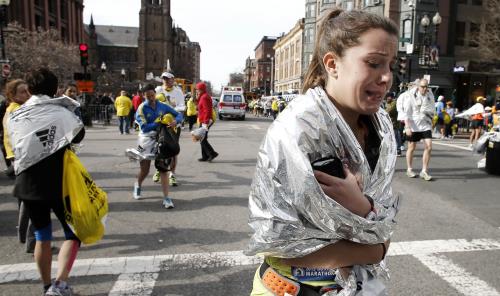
[[134, 84, 183, 209]]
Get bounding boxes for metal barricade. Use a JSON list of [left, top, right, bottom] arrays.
[[86, 105, 114, 125]]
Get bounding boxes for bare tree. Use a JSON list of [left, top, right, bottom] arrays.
[[471, 0, 500, 61], [4, 23, 80, 84]]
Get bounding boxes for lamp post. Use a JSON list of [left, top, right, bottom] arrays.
[[418, 12, 441, 68]]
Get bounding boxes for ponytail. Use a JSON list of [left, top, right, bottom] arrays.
[[301, 9, 343, 94]]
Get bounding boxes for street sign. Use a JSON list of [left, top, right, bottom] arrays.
[[399, 37, 411, 42], [1, 63, 10, 78], [76, 80, 94, 93]]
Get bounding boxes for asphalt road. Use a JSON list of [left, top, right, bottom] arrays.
[[1, 114, 499, 296]]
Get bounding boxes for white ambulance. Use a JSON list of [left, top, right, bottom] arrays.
[[217, 86, 246, 120]]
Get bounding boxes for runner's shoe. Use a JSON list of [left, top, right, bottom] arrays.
[[406, 169, 417, 178], [419, 171, 433, 181], [133, 182, 142, 200], [162, 197, 174, 209], [169, 174, 177, 186], [45, 281, 72, 296], [152, 170, 160, 183]]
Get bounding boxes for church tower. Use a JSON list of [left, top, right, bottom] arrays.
[[137, 0, 173, 80]]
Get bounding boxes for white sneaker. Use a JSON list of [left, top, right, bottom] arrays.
[[406, 169, 417, 178], [133, 182, 142, 200], [419, 171, 433, 181], [162, 197, 174, 209], [45, 281, 72, 296]]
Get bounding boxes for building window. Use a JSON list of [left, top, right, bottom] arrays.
[[455, 22, 465, 46], [344, 1, 354, 10], [304, 25, 314, 44], [306, 3, 316, 18], [323, 0, 335, 3], [402, 19, 412, 46], [469, 23, 480, 47], [60, 1, 67, 19], [471, 0, 482, 5]]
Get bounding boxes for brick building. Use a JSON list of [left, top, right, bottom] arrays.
[[274, 18, 304, 94], [251, 36, 277, 95], [6, 0, 85, 44]]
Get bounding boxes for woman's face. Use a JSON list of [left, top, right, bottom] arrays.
[[65, 86, 77, 99], [14, 83, 30, 104], [326, 28, 397, 115]]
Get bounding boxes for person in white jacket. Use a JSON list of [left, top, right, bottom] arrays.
[[403, 78, 435, 181]]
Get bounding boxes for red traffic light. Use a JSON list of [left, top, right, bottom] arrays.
[[79, 43, 88, 51]]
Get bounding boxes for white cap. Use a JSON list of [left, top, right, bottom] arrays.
[[161, 72, 174, 79], [438, 95, 444, 101], [485, 106, 492, 111]]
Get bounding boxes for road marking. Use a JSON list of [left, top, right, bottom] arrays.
[[433, 141, 472, 151], [249, 124, 261, 130], [109, 272, 159, 296], [1, 238, 499, 284], [414, 253, 500, 296]]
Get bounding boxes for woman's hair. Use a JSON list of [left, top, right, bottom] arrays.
[[25, 67, 58, 97], [5, 79, 27, 104], [65, 82, 77, 91], [302, 9, 399, 93]]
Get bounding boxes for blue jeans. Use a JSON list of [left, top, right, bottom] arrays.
[[394, 127, 402, 153], [119, 116, 130, 134]]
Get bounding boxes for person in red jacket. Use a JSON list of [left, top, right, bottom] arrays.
[[196, 82, 218, 162]]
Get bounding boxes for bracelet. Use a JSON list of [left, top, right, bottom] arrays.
[[380, 243, 387, 260]]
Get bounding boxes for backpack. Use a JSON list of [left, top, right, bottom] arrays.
[[156, 124, 180, 159]]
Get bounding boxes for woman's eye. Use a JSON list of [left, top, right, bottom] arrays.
[[367, 61, 380, 69]]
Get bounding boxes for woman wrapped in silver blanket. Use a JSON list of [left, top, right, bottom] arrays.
[[248, 9, 401, 296]]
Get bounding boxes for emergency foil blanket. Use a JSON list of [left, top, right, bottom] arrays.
[[8, 95, 82, 175], [247, 87, 400, 295]]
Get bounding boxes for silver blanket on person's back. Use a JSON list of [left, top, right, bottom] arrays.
[[246, 87, 400, 295], [8, 95, 83, 175]]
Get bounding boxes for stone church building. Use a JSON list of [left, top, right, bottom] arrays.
[[85, 0, 200, 83]]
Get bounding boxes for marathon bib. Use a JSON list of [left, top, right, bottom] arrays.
[[291, 266, 336, 281]]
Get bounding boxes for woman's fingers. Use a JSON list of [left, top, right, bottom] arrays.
[[314, 170, 340, 185]]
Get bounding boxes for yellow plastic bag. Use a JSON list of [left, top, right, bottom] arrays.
[[62, 149, 108, 245]]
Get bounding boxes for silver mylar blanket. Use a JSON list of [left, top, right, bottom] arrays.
[[8, 95, 83, 175], [247, 87, 400, 295]]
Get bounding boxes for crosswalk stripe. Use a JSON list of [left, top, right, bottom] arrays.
[[414, 253, 500, 296], [109, 272, 159, 296], [433, 141, 472, 151], [1, 238, 499, 285]]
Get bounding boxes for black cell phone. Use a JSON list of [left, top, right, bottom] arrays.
[[311, 157, 345, 179]]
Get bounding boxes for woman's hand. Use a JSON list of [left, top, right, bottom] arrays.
[[314, 166, 371, 217], [167, 120, 177, 128]]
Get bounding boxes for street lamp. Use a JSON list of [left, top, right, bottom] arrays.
[[418, 12, 441, 68]]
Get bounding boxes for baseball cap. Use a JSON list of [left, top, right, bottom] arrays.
[[476, 96, 486, 102], [161, 72, 174, 79]]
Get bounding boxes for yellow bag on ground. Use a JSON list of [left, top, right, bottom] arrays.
[[62, 149, 108, 245]]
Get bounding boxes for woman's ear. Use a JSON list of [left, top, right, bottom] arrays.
[[323, 52, 338, 79]]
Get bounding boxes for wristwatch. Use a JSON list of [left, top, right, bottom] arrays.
[[364, 195, 377, 220]]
